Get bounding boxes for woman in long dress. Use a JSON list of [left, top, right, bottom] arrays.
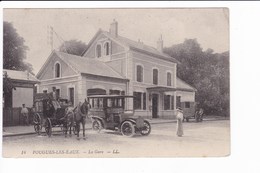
[[176, 107, 184, 137]]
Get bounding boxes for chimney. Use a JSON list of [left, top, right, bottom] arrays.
[[109, 19, 118, 37], [157, 35, 163, 52], [138, 39, 143, 44]]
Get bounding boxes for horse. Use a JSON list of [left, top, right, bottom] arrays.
[[64, 106, 75, 138], [64, 99, 90, 140]]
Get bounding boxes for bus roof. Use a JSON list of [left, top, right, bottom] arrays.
[[87, 95, 134, 99]]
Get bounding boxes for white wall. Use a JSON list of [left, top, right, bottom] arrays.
[[177, 91, 195, 102], [12, 87, 34, 108]]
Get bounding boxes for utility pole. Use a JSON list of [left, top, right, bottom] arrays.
[[47, 25, 69, 53], [47, 25, 54, 52]]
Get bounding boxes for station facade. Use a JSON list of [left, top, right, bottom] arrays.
[[37, 20, 196, 119]]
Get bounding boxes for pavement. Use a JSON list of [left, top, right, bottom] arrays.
[[2, 116, 229, 137]]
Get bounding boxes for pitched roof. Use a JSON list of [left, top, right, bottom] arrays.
[[176, 78, 197, 92], [3, 69, 39, 83], [55, 51, 126, 80], [82, 30, 179, 63], [102, 31, 179, 63]]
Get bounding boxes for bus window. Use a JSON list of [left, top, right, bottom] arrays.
[[99, 98, 103, 108], [94, 98, 98, 108], [107, 98, 112, 108]]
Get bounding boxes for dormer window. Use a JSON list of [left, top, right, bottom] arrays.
[[54, 62, 61, 78], [104, 42, 110, 56], [96, 44, 102, 58]]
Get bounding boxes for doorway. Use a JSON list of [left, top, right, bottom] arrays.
[[152, 94, 158, 118]]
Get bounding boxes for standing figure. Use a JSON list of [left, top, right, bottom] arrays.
[[176, 107, 184, 137], [21, 104, 29, 126], [198, 108, 204, 122], [51, 87, 57, 100]]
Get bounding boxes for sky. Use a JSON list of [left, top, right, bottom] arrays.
[[4, 8, 229, 74]]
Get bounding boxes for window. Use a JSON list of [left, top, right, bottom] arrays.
[[109, 89, 121, 95], [91, 98, 104, 108], [109, 89, 125, 95], [54, 62, 61, 78], [68, 87, 74, 106], [94, 98, 99, 108], [104, 42, 110, 56], [96, 44, 102, 58], [107, 98, 122, 108], [99, 98, 103, 108], [167, 72, 172, 86], [171, 96, 174, 110], [153, 68, 158, 85], [107, 98, 113, 108], [134, 92, 142, 110], [143, 93, 146, 110], [56, 89, 60, 99], [176, 96, 181, 108], [136, 65, 143, 82], [164, 95, 171, 110], [133, 92, 146, 110], [185, 102, 190, 108]]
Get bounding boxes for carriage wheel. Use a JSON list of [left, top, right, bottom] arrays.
[[45, 118, 52, 137], [92, 119, 102, 133], [121, 121, 135, 137], [33, 113, 42, 135], [140, 120, 151, 136]]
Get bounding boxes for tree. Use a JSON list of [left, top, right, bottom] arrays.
[[3, 72, 15, 95], [3, 21, 33, 73], [164, 39, 230, 116], [59, 39, 88, 56], [3, 72, 16, 108]]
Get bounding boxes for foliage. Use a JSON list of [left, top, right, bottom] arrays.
[[3, 21, 33, 73], [3, 72, 15, 109], [164, 39, 229, 116], [59, 39, 88, 56], [3, 72, 16, 95]]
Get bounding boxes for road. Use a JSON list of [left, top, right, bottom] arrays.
[[2, 120, 230, 158]]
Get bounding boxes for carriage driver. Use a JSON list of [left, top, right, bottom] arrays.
[[51, 87, 58, 100]]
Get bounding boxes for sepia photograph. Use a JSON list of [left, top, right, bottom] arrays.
[[2, 8, 230, 158]]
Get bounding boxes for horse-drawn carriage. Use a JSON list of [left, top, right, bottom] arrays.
[[32, 93, 90, 139], [32, 93, 74, 137], [88, 95, 151, 137]]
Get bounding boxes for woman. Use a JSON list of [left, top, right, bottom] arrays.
[[176, 107, 184, 137]]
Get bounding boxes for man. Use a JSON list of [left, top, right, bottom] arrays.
[[21, 104, 29, 126], [51, 87, 57, 100]]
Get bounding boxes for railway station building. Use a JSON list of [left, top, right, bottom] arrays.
[[37, 20, 196, 119]]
